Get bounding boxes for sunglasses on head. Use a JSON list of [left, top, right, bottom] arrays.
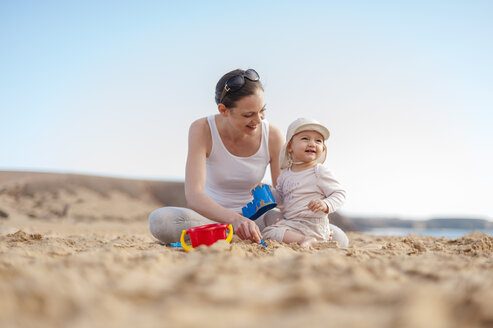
[[219, 69, 260, 104]]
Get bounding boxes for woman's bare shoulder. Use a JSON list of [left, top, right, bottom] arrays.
[[189, 117, 211, 137], [190, 117, 207, 130], [188, 116, 213, 154]]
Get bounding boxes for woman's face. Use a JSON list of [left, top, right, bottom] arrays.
[[227, 89, 266, 135]]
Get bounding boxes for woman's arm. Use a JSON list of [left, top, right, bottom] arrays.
[[185, 118, 262, 242], [268, 123, 285, 188]]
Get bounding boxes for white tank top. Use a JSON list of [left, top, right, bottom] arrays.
[[205, 115, 270, 213]]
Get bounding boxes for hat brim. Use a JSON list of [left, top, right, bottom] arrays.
[[293, 123, 330, 140]]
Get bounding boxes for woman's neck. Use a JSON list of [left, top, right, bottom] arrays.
[[215, 115, 262, 157], [218, 115, 258, 142]]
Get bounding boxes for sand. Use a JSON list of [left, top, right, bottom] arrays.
[[1, 171, 493, 328]]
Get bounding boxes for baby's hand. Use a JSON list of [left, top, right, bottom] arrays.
[[307, 199, 328, 213]]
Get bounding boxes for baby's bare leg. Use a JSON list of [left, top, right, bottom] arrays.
[[283, 230, 317, 247]]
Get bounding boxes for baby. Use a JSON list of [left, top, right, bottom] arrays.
[[263, 117, 346, 247]]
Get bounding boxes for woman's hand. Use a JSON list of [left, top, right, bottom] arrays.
[[233, 216, 262, 243], [307, 199, 328, 213]]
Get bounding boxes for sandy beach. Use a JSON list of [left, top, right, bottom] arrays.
[[1, 171, 493, 328]]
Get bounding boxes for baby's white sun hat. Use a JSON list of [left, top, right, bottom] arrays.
[[279, 117, 330, 169]]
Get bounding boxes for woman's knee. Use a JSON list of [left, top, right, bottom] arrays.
[[329, 224, 349, 248], [148, 207, 187, 243]]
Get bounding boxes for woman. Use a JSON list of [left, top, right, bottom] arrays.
[[149, 68, 349, 247]]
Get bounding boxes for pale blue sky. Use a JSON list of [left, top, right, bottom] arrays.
[[1, 1, 492, 220]]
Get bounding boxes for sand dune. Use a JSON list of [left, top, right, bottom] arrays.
[[1, 171, 492, 328], [0, 171, 184, 223]]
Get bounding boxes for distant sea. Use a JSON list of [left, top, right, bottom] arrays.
[[364, 228, 493, 239]]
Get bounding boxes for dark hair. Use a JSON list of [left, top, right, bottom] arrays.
[[214, 69, 264, 108]]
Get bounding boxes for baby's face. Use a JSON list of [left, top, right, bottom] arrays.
[[288, 130, 325, 164]]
